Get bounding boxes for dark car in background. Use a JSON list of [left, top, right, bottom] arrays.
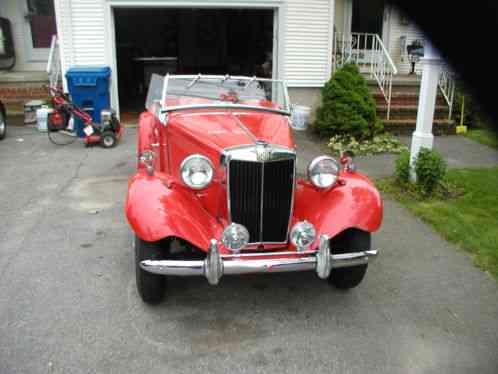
[[0, 100, 6, 140]]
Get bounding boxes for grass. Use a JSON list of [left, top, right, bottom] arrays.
[[465, 128, 498, 149], [377, 167, 498, 280]]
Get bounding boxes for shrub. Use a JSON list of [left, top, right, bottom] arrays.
[[395, 150, 411, 184], [414, 148, 447, 195], [328, 133, 407, 156], [315, 64, 383, 139]]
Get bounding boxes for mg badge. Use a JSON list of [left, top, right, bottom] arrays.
[[255, 141, 272, 161]]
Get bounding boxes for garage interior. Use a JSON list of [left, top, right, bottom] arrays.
[[114, 8, 275, 115]]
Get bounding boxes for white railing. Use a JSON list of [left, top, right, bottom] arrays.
[[438, 66, 456, 120], [46, 35, 61, 90], [333, 32, 398, 119]]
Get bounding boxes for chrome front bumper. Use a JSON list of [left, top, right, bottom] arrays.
[[140, 235, 378, 285]]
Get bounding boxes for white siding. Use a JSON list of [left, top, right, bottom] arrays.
[[54, 0, 73, 75], [387, 7, 425, 75], [284, 0, 333, 86], [69, 0, 106, 65]]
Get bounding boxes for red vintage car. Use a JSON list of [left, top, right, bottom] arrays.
[[126, 75, 382, 304]]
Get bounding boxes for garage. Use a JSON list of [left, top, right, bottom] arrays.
[[113, 8, 276, 114], [54, 0, 334, 119]]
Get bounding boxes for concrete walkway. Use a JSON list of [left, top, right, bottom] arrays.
[[0, 126, 497, 374]]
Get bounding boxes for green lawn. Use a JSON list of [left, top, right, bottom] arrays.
[[465, 129, 498, 149], [377, 167, 498, 280]]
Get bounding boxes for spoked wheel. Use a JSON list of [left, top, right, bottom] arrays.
[[0, 104, 6, 140], [47, 113, 78, 146], [135, 236, 167, 304], [100, 131, 117, 148], [328, 229, 370, 289]]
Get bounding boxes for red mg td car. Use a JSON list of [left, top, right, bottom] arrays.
[[126, 75, 382, 304]]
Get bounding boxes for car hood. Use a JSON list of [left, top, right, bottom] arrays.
[[168, 110, 295, 153]]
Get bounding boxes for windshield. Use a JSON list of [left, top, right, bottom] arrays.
[[145, 74, 291, 119]]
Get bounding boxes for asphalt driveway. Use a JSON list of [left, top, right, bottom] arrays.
[[1, 125, 498, 374]]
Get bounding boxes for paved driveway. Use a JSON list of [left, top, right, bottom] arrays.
[[1, 126, 498, 374]]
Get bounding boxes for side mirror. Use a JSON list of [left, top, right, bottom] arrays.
[[289, 104, 311, 131]]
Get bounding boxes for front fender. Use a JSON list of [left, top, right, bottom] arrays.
[[125, 171, 223, 250], [294, 172, 383, 241]]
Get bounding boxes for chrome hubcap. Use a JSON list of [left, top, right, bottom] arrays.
[[103, 136, 113, 146], [0, 114, 5, 135]]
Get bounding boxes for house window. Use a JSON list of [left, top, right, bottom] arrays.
[[26, 0, 57, 49]]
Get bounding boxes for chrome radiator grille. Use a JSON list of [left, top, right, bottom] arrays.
[[228, 155, 295, 244]]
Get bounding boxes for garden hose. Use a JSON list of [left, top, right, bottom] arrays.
[[47, 114, 78, 146]]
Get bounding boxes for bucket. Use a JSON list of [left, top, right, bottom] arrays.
[[36, 107, 53, 132], [24, 100, 45, 124], [290, 105, 311, 131]]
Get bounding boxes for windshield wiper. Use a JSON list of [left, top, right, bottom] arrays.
[[186, 74, 201, 89], [240, 76, 257, 93], [220, 74, 230, 85]]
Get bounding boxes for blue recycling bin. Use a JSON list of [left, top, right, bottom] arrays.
[[65, 66, 111, 137]]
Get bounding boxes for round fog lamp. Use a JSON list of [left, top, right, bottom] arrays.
[[222, 223, 250, 252], [290, 221, 316, 251]]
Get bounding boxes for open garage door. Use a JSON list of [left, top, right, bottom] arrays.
[[113, 8, 275, 116]]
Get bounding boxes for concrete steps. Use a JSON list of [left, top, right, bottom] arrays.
[[373, 91, 448, 106], [366, 75, 455, 135], [383, 119, 455, 135], [377, 104, 450, 120]]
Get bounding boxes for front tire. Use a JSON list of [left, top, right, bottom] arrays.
[[100, 131, 117, 148], [0, 103, 7, 140], [135, 236, 166, 304], [328, 229, 370, 289]]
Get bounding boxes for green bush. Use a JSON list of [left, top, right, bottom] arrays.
[[315, 64, 383, 139], [414, 148, 447, 195], [395, 150, 411, 184]]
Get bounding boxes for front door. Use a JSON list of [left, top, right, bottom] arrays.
[[343, 0, 390, 66], [23, 0, 57, 61], [352, 0, 384, 38]]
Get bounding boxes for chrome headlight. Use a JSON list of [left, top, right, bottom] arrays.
[[307, 156, 340, 188], [290, 221, 316, 251], [222, 223, 250, 252], [180, 154, 214, 189]]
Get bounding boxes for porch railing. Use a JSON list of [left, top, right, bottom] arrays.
[[438, 66, 456, 120], [333, 32, 398, 119], [46, 35, 61, 90]]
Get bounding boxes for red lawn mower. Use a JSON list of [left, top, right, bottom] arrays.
[[47, 86, 123, 147]]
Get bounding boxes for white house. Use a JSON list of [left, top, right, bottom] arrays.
[[1, 0, 451, 120]]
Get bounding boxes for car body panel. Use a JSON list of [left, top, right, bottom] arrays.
[[125, 170, 224, 250], [126, 168, 383, 255]]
